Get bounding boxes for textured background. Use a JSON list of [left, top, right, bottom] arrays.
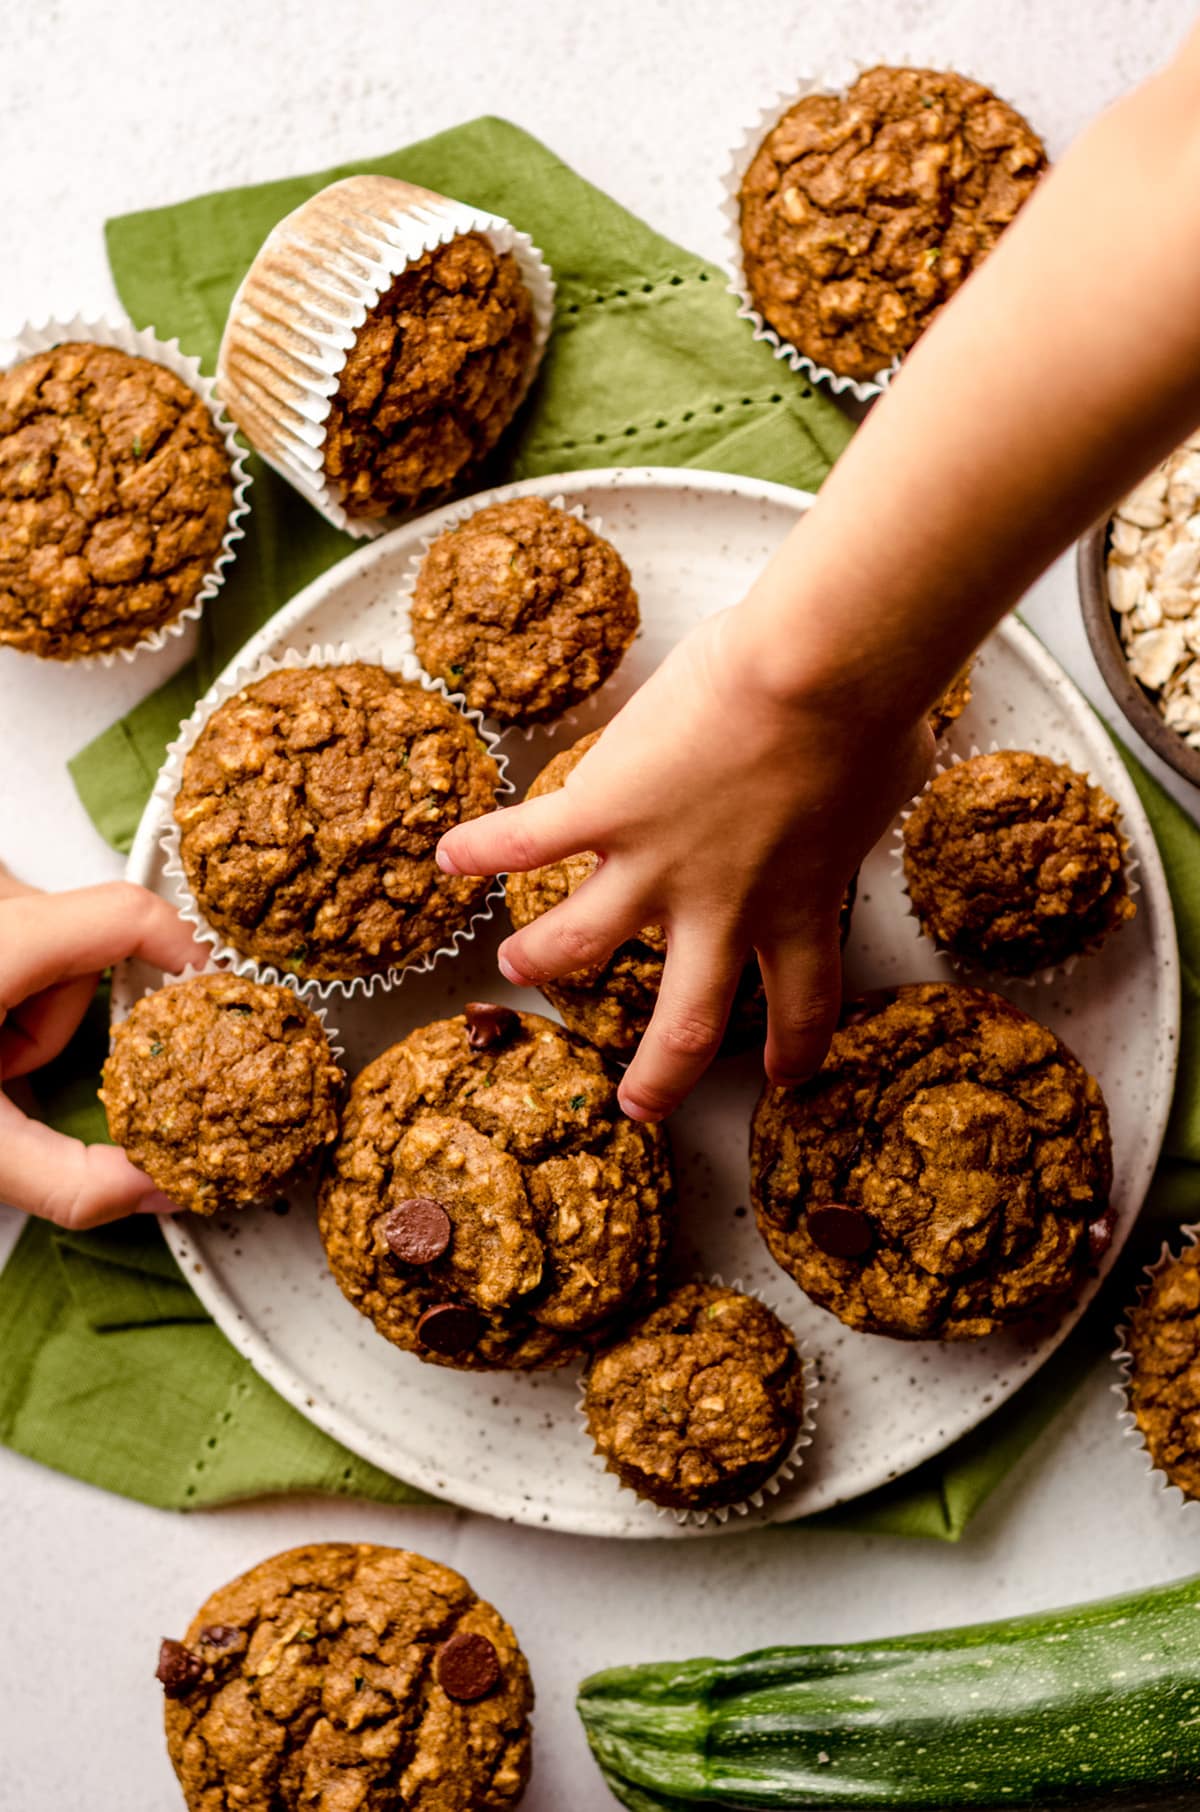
[[2, 1, 1198, 1805]]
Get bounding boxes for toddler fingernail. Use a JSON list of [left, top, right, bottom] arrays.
[[435, 848, 461, 875], [136, 1190, 178, 1217], [497, 953, 526, 986]]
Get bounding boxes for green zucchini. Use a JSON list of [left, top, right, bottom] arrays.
[[577, 1573, 1200, 1810]]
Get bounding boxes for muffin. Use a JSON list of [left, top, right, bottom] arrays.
[[902, 750, 1136, 975], [750, 982, 1113, 1340], [157, 1542, 532, 1812], [173, 662, 501, 984], [505, 731, 856, 1058], [583, 1282, 804, 1512], [218, 178, 549, 529], [1123, 1245, 1200, 1500], [100, 973, 341, 1214], [411, 496, 639, 725], [318, 1005, 674, 1370], [0, 342, 235, 658], [928, 664, 973, 739], [738, 67, 1046, 382]]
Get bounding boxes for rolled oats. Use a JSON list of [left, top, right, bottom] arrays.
[[1106, 436, 1200, 731]]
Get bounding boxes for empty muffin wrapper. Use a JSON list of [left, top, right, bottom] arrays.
[[720, 64, 904, 404], [577, 1275, 819, 1531], [216, 177, 555, 539], [3, 314, 252, 667], [395, 488, 637, 745], [890, 741, 1141, 989], [156, 639, 511, 1001], [1112, 1225, 1200, 1516]]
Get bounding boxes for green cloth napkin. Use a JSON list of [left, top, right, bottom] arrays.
[[2, 117, 1197, 1540]]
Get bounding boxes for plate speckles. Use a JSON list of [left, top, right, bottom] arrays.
[[115, 468, 1179, 1539]]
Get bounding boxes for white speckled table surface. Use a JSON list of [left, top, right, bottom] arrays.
[[2, 1, 1199, 1804]]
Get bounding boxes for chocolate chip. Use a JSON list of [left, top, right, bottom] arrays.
[[465, 1002, 520, 1051], [418, 1302, 484, 1356], [384, 1197, 452, 1267], [807, 1203, 874, 1259], [436, 1630, 501, 1701], [197, 1623, 246, 1655], [1089, 1209, 1118, 1263], [156, 1638, 204, 1698]]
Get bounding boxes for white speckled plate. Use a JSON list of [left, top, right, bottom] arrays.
[[117, 468, 1179, 1539]]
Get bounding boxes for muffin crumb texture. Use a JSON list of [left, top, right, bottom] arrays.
[[174, 663, 500, 982], [1125, 1246, 1200, 1500], [739, 67, 1046, 381], [751, 983, 1113, 1340], [584, 1282, 804, 1511], [902, 750, 1135, 975], [319, 1009, 674, 1369], [322, 233, 535, 519], [0, 342, 233, 658], [161, 1542, 532, 1812], [100, 973, 341, 1215], [412, 496, 639, 724]]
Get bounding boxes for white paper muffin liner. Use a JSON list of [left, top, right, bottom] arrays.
[[216, 175, 555, 539], [3, 314, 252, 666], [890, 742, 1141, 989], [395, 490, 636, 744], [106, 961, 344, 1213], [720, 66, 902, 403], [155, 640, 512, 1001], [577, 1275, 819, 1530], [1112, 1226, 1200, 1516]]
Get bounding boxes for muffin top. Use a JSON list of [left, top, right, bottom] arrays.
[[738, 67, 1045, 381], [411, 496, 639, 725], [506, 731, 855, 1057], [1124, 1246, 1200, 1500], [0, 342, 234, 658], [902, 750, 1135, 975], [318, 1006, 674, 1370], [159, 1542, 532, 1812], [174, 663, 501, 983], [101, 973, 341, 1214], [322, 233, 535, 520], [751, 983, 1113, 1340], [584, 1282, 804, 1511]]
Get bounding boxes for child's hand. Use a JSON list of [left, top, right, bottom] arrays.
[[0, 872, 206, 1228], [438, 608, 932, 1120]]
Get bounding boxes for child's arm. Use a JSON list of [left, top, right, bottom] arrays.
[[439, 22, 1200, 1122]]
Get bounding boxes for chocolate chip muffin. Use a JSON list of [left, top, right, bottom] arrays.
[[100, 973, 341, 1215], [318, 1005, 674, 1370], [738, 67, 1046, 382], [583, 1282, 805, 1512], [505, 732, 856, 1058], [411, 496, 639, 725], [1123, 1246, 1200, 1500], [158, 1542, 532, 1812], [173, 663, 501, 984], [902, 751, 1136, 976], [750, 983, 1113, 1340], [0, 342, 235, 658], [321, 232, 536, 520]]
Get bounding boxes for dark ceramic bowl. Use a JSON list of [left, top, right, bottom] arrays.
[[1077, 518, 1200, 789]]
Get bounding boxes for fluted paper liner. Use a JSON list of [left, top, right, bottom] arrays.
[[3, 314, 251, 665], [578, 1275, 819, 1530], [396, 490, 635, 743], [217, 175, 555, 539], [1113, 1227, 1200, 1515], [890, 742, 1141, 989], [156, 641, 511, 1000]]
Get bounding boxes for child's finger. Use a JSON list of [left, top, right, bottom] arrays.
[[437, 791, 601, 879], [497, 865, 651, 987], [618, 928, 742, 1121], [0, 882, 206, 1011], [758, 915, 843, 1086], [0, 974, 98, 1079], [0, 1092, 175, 1228]]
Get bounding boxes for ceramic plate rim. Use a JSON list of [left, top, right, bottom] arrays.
[[124, 465, 1181, 1537]]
